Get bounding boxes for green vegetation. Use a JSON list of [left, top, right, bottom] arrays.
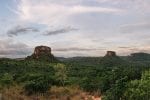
[[123, 70, 150, 100], [0, 73, 13, 88], [23, 74, 52, 94], [54, 64, 67, 86], [0, 53, 150, 100]]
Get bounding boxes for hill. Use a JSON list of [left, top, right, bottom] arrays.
[[128, 52, 150, 61]]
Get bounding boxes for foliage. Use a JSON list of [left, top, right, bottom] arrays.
[[102, 77, 128, 100], [54, 63, 67, 86], [0, 54, 150, 99], [0, 73, 13, 88], [24, 74, 52, 94], [65, 55, 150, 99], [123, 70, 150, 100]]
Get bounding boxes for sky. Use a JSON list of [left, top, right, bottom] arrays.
[[0, 0, 150, 58]]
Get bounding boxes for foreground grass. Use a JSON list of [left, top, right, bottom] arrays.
[[0, 85, 101, 100]]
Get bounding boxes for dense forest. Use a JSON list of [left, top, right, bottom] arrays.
[[0, 52, 150, 100]]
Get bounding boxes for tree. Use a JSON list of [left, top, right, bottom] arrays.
[[24, 74, 52, 94], [54, 64, 67, 86], [0, 73, 13, 88], [102, 76, 128, 100], [123, 70, 150, 100]]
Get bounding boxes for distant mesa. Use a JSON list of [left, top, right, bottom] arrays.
[[105, 51, 117, 57], [34, 46, 51, 59], [26, 46, 58, 62], [100, 51, 125, 66], [129, 52, 150, 61]]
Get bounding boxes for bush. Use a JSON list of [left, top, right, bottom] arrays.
[[0, 73, 13, 88], [123, 70, 150, 100], [24, 74, 52, 94], [54, 64, 67, 86], [102, 77, 128, 100]]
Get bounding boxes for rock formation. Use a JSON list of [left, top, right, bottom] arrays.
[[33, 46, 51, 59], [26, 46, 58, 62], [100, 51, 125, 66], [105, 51, 116, 57]]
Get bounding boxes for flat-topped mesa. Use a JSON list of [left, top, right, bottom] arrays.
[[105, 51, 116, 57], [34, 46, 51, 59], [26, 46, 58, 62], [101, 51, 125, 66]]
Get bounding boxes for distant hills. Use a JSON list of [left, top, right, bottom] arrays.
[[59, 50, 150, 66], [1, 46, 150, 64], [128, 52, 150, 61], [23, 45, 150, 65]]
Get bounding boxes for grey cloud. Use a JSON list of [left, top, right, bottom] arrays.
[[54, 47, 105, 52], [120, 23, 150, 33], [129, 48, 150, 53], [7, 25, 39, 37], [96, 0, 150, 12], [0, 49, 29, 56], [118, 46, 132, 49], [44, 27, 78, 36], [129, 48, 140, 51], [118, 46, 150, 53], [0, 40, 32, 58]]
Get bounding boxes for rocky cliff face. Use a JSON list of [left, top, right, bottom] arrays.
[[26, 46, 58, 62], [33, 46, 51, 59], [105, 51, 116, 57]]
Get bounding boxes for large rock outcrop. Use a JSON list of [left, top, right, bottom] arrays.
[[26, 46, 58, 62], [105, 51, 116, 57], [33, 46, 51, 59], [100, 51, 125, 66]]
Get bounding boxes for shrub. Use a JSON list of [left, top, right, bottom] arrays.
[[24, 74, 52, 94], [123, 70, 150, 100], [0, 73, 13, 88]]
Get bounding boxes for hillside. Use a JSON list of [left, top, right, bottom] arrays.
[[128, 52, 150, 61]]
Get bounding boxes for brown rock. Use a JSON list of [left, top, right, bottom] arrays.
[[26, 45, 58, 62], [34, 46, 51, 59], [105, 51, 116, 57]]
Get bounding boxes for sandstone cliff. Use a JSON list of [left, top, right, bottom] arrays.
[[26, 46, 58, 62], [105, 51, 116, 57]]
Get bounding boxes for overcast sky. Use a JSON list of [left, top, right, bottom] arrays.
[[0, 0, 150, 58]]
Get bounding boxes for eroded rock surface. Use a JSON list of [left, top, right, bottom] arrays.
[[105, 51, 116, 57], [26, 46, 58, 62], [33, 46, 51, 59]]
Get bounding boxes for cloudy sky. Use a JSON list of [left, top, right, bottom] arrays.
[[0, 0, 150, 58]]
